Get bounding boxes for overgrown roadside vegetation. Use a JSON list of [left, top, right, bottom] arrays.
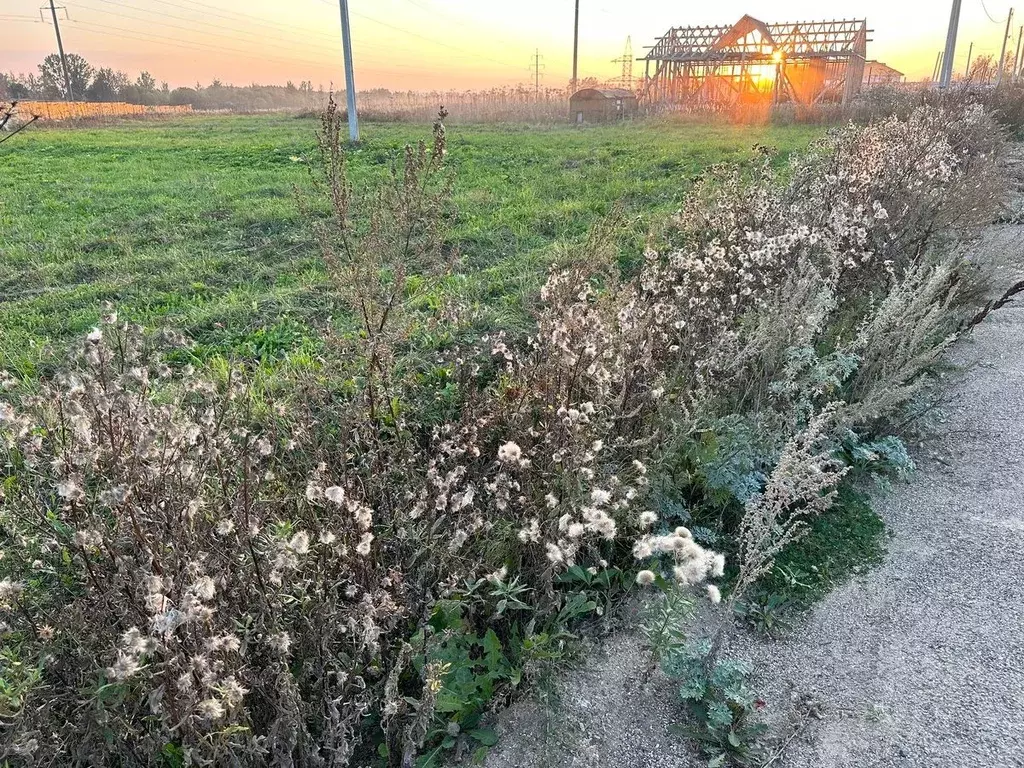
[[0, 93, 1015, 767]]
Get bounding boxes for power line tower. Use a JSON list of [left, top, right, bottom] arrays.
[[611, 36, 633, 89], [41, 0, 73, 101], [533, 49, 545, 100]]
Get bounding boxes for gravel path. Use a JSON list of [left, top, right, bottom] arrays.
[[480, 223, 1024, 768], [740, 264, 1024, 768]]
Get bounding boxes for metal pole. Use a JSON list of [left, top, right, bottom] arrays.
[[965, 41, 974, 78], [572, 0, 579, 92], [996, 8, 1014, 87], [339, 0, 359, 142], [48, 0, 74, 101], [939, 0, 962, 88], [933, 51, 944, 82]]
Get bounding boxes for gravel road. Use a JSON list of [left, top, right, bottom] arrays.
[[480, 223, 1024, 768]]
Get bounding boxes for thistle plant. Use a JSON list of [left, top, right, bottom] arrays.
[[0, 100, 1012, 766]]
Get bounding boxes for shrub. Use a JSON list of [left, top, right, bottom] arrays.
[[0, 99, 1012, 766]]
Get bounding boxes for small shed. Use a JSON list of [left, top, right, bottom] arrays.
[[863, 61, 905, 87], [569, 88, 638, 123]]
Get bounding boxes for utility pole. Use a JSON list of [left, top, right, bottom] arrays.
[[338, 0, 358, 142], [965, 41, 974, 78], [47, 0, 74, 101], [1014, 25, 1023, 82], [572, 0, 580, 92], [996, 8, 1014, 87], [939, 0, 962, 88], [933, 51, 944, 82]]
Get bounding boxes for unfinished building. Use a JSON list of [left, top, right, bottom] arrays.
[[640, 15, 870, 109]]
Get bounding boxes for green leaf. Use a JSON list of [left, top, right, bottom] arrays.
[[470, 727, 499, 746], [377, 743, 389, 758], [727, 730, 741, 748], [481, 629, 503, 659], [706, 701, 734, 730]]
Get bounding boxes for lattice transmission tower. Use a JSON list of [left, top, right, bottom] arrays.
[[611, 36, 634, 89]]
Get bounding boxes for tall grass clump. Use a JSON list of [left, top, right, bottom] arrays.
[[0, 99, 1012, 766]]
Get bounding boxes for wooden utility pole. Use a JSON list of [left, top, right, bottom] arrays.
[[338, 0, 359, 142], [572, 0, 580, 92], [965, 41, 974, 78], [939, 0, 962, 88], [1014, 25, 1023, 82], [47, 0, 74, 101], [996, 8, 1014, 87]]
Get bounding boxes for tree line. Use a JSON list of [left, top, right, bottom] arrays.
[[1, 53, 327, 111]]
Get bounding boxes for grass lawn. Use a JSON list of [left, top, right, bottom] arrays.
[[0, 114, 821, 375]]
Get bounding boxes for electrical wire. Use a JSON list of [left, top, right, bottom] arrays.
[[314, 0, 527, 71], [74, 2, 431, 75], [397, 0, 527, 50], [66, 18, 413, 77], [69, 8, 337, 71], [980, 0, 1010, 25], [82, 0, 410, 66], [127, 0, 357, 47]]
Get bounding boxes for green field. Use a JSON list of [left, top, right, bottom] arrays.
[[0, 115, 820, 374]]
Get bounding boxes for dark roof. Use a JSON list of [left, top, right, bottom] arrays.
[[571, 88, 637, 100]]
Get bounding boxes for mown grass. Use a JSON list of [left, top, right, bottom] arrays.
[[0, 114, 820, 375]]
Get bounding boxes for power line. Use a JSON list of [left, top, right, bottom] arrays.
[[71, 2, 426, 75], [81, 0, 408, 66], [980, 0, 1010, 24], [312, 0, 526, 72], [137, 0, 348, 45], [66, 18, 413, 78], [68, 8, 338, 71], [397, 0, 526, 50]]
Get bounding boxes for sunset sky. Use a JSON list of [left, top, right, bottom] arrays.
[[2, 0, 1020, 90]]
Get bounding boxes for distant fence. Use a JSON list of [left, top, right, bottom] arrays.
[[15, 102, 193, 122]]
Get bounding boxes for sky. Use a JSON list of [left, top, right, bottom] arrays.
[[1, 0, 1020, 91]]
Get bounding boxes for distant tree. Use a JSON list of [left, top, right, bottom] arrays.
[[168, 86, 199, 106], [86, 67, 121, 102], [120, 84, 142, 104], [136, 71, 156, 92], [969, 55, 998, 84], [132, 71, 157, 104], [38, 53, 93, 100]]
